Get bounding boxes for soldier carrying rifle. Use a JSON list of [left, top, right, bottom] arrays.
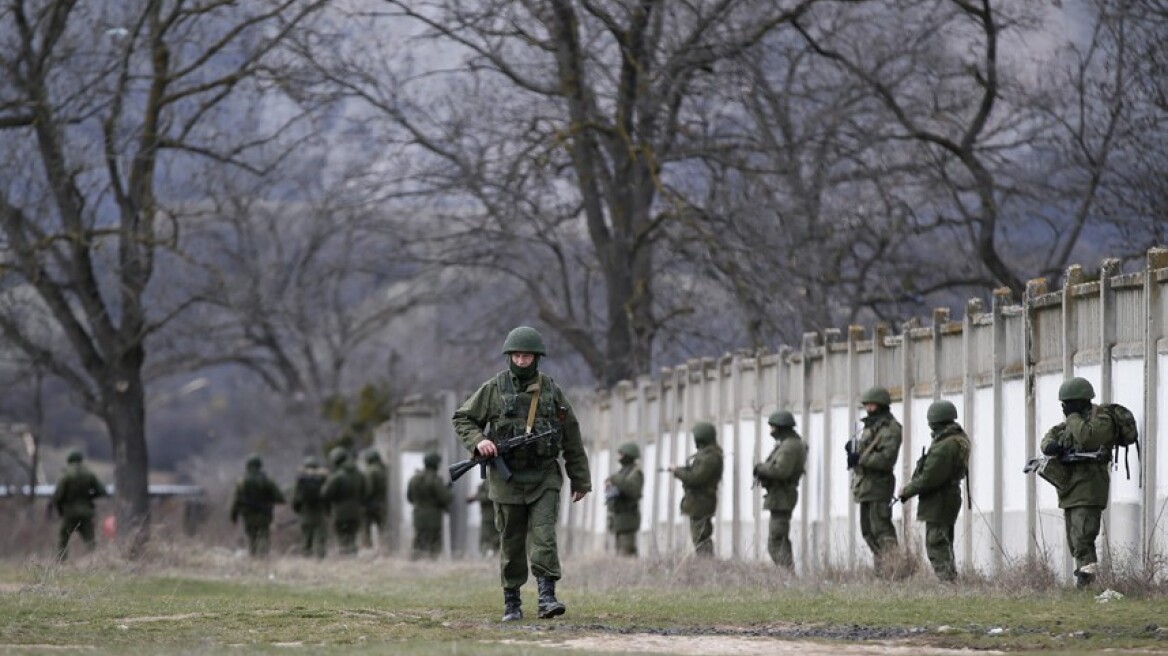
[[452, 326, 591, 622]]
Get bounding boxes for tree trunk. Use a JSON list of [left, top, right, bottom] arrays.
[[104, 359, 150, 559]]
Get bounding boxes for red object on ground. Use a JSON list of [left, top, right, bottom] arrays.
[[101, 515, 117, 539]]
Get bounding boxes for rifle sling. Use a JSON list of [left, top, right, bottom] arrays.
[[524, 381, 541, 434]]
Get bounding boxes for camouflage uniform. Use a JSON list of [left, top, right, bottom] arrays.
[[322, 448, 366, 556], [606, 443, 644, 557], [848, 388, 902, 570], [229, 455, 286, 557], [754, 413, 807, 569], [51, 451, 107, 561], [471, 481, 500, 555], [452, 326, 592, 621], [673, 423, 723, 557], [292, 456, 330, 559], [899, 401, 970, 582], [406, 452, 453, 559], [362, 451, 389, 549], [1039, 377, 1115, 587]]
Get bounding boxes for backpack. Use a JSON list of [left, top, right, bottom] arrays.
[[297, 472, 325, 507], [1099, 403, 1141, 485]]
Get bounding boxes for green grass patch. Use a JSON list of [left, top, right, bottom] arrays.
[[0, 549, 1165, 655]]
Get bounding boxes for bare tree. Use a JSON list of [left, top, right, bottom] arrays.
[[0, 0, 326, 555], [302, 0, 824, 385]]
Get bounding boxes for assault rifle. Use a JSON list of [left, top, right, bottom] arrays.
[[449, 427, 558, 483], [1023, 448, 1109, 474]]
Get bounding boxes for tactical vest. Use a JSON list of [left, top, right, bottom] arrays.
[[494, 371, 564, 472]]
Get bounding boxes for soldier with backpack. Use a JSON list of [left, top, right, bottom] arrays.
[[1039, 377, 1117, 588], [292, 455, 330, 558]]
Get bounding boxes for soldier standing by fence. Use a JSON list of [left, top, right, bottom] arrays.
[[670, 422, 723, 558], [846, 386, 902, 575], [606, 442, 644, 557], [754, 411, 807, 570], [229, 454, 286, 557], [51, 450, 107, 561], [292, 455, 330, 559], [407, 451, 452, 559]]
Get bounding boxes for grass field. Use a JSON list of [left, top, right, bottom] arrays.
[[1, 546, 1166, 655]]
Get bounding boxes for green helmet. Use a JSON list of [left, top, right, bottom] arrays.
[[364, 449, 382, 464], [692, 422, 717, 446], [501, 326, 547, 355], [617, 442, 640, 459], [66, 450, 84, 464], [302, 455, 320, 468], [329, 447, 349, 466], [245, 454, 263, 470], [1058, 377, 1095, 401], [423, 451, 442, 468], [926, 400, 958, 423], [860, 386, 892, 406], [768, 410, 796, 428]]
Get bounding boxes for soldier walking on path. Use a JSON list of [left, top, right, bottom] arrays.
[[897, 400, 971, 582], [322, 447, 366, 556], [452, 326, 592, 622], [51, 450, 107, 561], [229, 454, 286, 557], [468, 480, 500, 556], [292, 455, 330, 559], [606, 442, 644, 557], [406, 451, 453, 558], [1039, 377, 1115, 588], [362, 450, 388, 550], [754, 411, 807, 569], [846, 386, 902, 574], [670, 422, 723, 558]]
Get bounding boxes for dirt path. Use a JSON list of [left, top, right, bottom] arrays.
[[508, 635, 1002, 656]]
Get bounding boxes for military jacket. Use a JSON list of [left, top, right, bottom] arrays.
[[851, 410, 902, 502], [1040, 405, 1114, 509], [674, 443, 723, 517], [230, 471, 285, 527], [292, 466, 330, 519], [901, 423, 970, 523], [51, 463, 107, 518], [364, 462, 388, 512], [607, 462, 643, 533], [323, 464, 366, 523], [756, 429, 807, 512], [452, 370, 592, 505], [407, 468, 453, 530]]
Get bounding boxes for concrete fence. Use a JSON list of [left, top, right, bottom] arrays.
[[381, 249, 1168, 578]]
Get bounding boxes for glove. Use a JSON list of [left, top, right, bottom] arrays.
[[1042, 441, 1063, 456], [846, 451, 860, 469], [844, 441, 855, 455], [752, 464, 763, 477]]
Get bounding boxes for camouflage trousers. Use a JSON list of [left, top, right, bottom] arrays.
[[767, 510, 794, 569], [1063, 506, 1103, 570], [300, 517, 328, 559], [333, 518, 360, 555], [244, 522, 272, 557], [924, 521, 957, 581], [689, 514, 715, 557], [412, 525, 443, 559], [57, 515, 96, 561], [613, 531, 637, 557], [496, 488, 561, 589], [858, 500, 898, 565], [362, 507, 386, 549]]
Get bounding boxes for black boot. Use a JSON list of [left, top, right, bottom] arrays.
[[536, 576, 566, 618], [502, 587, 522, 622]]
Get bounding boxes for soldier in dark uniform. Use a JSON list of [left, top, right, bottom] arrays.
[[452, 326, 592, 622], [229, 454, 286, 557], [292, 455, 330, 558], [670, 422, 724, 557], [754, 410, 807, 569], [362, 450, 388, 550], [846, 386, 902, 573], [51, 450, 107, 561], [406, 451, 453, 558], [1040, 377, 1115, 588], [322, 447, 365, 556], [898, 400, 970, 581], [606, 442, 643, 557]]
